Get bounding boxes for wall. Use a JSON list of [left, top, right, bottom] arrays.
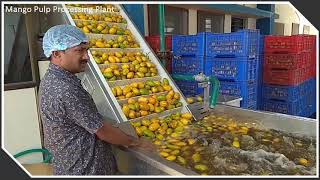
[[4, 88, 43, 164], [275, 4, 318, 35], [275, 4, 299, 35], [123, 4, 145, 35]]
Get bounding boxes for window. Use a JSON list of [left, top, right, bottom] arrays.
[[4, 5, 33, 85], [291, 23, 299, 35], [274, 22, 285, 35], [148, 5, 188, 35], [231, 17, 246, 32], [197, 11, 224, 33]]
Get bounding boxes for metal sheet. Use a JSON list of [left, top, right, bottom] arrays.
[[114, 105, 317, 175]]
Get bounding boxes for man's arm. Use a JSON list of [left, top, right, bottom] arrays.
[[95, 122, 138, 147]]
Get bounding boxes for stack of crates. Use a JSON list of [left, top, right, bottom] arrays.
[[171, 32, 208, 96], [262, 35, 316, 117], [257, 35, 265, 110], [145, 35, 173, 73], [172, 29, 261, 109]]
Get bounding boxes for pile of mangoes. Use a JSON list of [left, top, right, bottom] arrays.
[[122, 90, 182, 119], [112, 78, 172, 99], [91, 51, 147, 64], [88, 35, 139, 49], [130, 112, 209, 175], [186, 95, 203, 104], [71, 12, 125, 24], [100, 61, 158, 81], [76, 21, 129, 35]]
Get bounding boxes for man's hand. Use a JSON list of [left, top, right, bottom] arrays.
[[130, 137, 156, 152]]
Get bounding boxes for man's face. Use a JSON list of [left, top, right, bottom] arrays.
[[59, 43, 89, 74]]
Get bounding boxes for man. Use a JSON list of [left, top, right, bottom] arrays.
[[39, 25, 153, 175]]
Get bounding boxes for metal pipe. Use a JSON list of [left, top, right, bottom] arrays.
[[158, 4, 165, 66], [171, 74, 220, 108]]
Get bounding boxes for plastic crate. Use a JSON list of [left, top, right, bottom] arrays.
[[174, 79, 203, 97], [145, 35, 172, 51], [263, 66, 310, 86], [172, 55, 212, 76], [172, 33, 207, 56], [206, 29, 260, 58], [264, 35, 312, 53], [262, 98, 303, 116], [257, 54, 264, 110], [259, 35, 265, 54], [264, 52, 311, 70], [219, 80, 257, 109], [262, 83, 307, 101], [209, 56, 258, 81]]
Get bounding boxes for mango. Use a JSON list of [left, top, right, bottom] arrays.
[[143, 129, 155, 138], [170, 149, 180, 155], [159, 152, 169, 158], [149, 123, 160, 131], [192, 153, 201, 163], [181, 113, 193, 120], [177, 156, 186, 165], [166, 155, 176, 161], [194, 164, 208, 172]]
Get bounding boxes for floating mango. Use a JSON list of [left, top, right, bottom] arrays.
[[177, 156, 186, 165], [166, 155, 176, 161], [192, 153, 201, 163], [194, 164, 208, 172]]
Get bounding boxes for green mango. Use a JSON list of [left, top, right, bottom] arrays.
[[157, 95, 166, 101], [139, 88, 149, 95], [143, 129, 155, 138], [163, 78, 169, 85], [146, 80, 155, 87]]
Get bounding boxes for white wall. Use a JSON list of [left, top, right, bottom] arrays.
[[275, 4, 300, 35], [4, 88, 43, 164], [275, 4, 318, 35], [38, 61, 50, 80]]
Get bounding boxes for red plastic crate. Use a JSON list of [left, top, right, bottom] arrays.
[[264, 52, 311, 70], [145, 35, 172, 52], [263, 66, 310, 86], [264, 35, 312, 53]]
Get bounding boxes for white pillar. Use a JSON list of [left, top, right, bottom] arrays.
[[143, 4, 149, 36], [188, 9, 197, 35], [224, 14, 232, 33], [247, 18, 257, 29]]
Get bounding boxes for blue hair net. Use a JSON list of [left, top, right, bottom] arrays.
[[42, 24, 88, 58]]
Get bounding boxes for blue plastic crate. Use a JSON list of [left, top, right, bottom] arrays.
[[174, 79, 203, 97], [219, 80, 257, 109], [208, 56, 258, 81], [172, 32, 207, 56], [262, 98, 303, 116], [172, 55, 212, 76], [259, 35, 265, 54], [206, 29, 260, 58], [262, 84, 301, 101], [262, 78, 315, 102], [257, 54, 264, 110]]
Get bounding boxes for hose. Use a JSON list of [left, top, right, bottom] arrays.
[[13, 148, 52, 163]]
